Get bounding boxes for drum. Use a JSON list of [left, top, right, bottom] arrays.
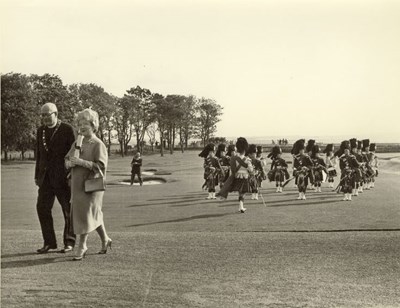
[[267, 170, 275, 182], [322, 170, 327, 182], [327, 167, 337, 177]]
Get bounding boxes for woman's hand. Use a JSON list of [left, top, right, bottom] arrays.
[[65, 160, 73, 169], [70, 157, 85, 167]]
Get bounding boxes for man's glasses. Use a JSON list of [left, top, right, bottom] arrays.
[[40, 112, 56, 118]]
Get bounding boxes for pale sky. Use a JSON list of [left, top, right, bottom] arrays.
[[1, 0, 400, 142]]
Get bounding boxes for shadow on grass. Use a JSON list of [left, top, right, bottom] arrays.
[[147, 194, 206, 202], [127, 212, 235, 228], [1, 256, 67, 269], [1, 252, 39, 259], [267, 199, 341, 207]]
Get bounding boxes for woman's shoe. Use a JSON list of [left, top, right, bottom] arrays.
[[72, 248, 87, 261], [98, 239, 112, 254]]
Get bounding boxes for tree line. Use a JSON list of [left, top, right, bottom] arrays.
[[1, 73, 223, 160]]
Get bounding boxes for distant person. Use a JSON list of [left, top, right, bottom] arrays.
[[362, 139, 375, 190], [370, 143, 379, 186], [199, 144, 221, 199], [335, 140, 360, 201], [65, 108, 112, 261], [292, 139, 314, 200], [323, 144, 337, 189], [268, 145, 289, 193], [131, 151, 143, 186], [310, 145, 326, 193], [350, 138, 362, 196], [35, 103, 76, 254]]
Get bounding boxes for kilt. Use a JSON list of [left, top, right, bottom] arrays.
[[340, 171, 354, 193], [230, 177, 253, 194], [353, 168, 362, 182], [274, 169, 285, 182], [267, 170, 275, 182], [314, 169, 324, 183], [327, 167, 337, 177]]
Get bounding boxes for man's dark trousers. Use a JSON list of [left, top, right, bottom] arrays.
[[37, 174, 75, 248]]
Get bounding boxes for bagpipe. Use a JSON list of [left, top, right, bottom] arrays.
[[311, 163, 328, 182], [282, 166, 310, 188], [334, 168, 355, 193], [268, 166, 289, 182]]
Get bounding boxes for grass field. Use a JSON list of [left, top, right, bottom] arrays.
[[2, 152, 400, 307]]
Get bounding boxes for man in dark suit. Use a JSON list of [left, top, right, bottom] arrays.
[[35, 103, 76, 253]]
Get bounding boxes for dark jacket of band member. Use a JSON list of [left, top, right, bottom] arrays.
[[354, 153, 364, 163], [204, 156, 221, 174], [35, 122, 76, 188], [219, 155, 231, 167], [271, 157, 288, 170], [293, 154, 313, 170], [339, 154, 360, 170], [363, 152, 374, 164], [311, 157, 326, 171]]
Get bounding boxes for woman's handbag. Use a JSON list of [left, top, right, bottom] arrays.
[[85, 167, 106, 193]]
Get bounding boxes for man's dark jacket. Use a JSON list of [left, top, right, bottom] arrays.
[[35, 122, 76, 188]]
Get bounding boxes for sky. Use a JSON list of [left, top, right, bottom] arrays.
[[1, 0, 400, 142]]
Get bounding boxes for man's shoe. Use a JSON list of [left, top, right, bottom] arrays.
[[37, 245, 57, 254], [59, 245, 74, 253]]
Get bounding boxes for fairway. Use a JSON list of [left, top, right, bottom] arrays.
[[2, 151, 400, 307]]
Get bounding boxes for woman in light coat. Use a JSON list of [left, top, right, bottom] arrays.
[[65, 108, 112, 261]]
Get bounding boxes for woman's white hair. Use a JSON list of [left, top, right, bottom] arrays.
[[76, 108, 99, 132]]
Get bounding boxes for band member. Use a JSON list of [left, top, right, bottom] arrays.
[[310, 145, 327, 192], [217, 137, 254, 213], [362, 139, 375, 190], [305, 139, 316, 186], [226, 144, 236, 158], [323, 144, 337, 189], [370, 143, 379, 187], [256, 145, 267, 188], [199, 144, 220, 199], [335, 140, 360, 201], [216, 144, 230, 188], [356, 140, 366, 193], [350, 138, 362, 196], [292, 139, 314, 200], [256, 145, 267, 168], [247, 144, 264, 200], [268, 145, 289, 192]]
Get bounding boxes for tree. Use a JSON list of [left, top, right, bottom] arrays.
[[30, 73, 77, 124], [196, 98, 223, 146], [209, 137, 227, 144], [180, 95, 198, 150], [146, 123, 157, 152], [68, 83, 117, 154], [114, 96, 134, 157], [125, 86, 156, 153], [1, 73, 38, 160], [164, 95, 186, 154], [152, 94, 169, 157]]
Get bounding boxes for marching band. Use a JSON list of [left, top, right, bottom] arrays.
[[201, 138, 379, 213]]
